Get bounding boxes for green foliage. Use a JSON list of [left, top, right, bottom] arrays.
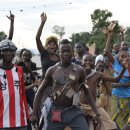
[[90, 9, 121, 51], [52, 25, 65, 40], [91, 9, 112, 32], [69, 9, 113, 51], [0, 31, 7, 42], [69, 32, 90, 47], [88, 32, 105, 52], [124, 27, 130, 42], [69, 9, 125, 52]]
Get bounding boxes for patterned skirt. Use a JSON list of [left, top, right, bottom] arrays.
[[111, 95, 130, 130]]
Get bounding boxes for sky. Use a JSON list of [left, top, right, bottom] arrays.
[[0, 0, 130, 51]]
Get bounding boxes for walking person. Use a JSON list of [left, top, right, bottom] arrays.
[[30, 39, 101, 130]]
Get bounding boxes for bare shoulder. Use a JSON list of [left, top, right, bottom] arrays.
[[72, 63, 85, 73], [44, 63, 59, 79], [97, 71, 105, 76], [96, 71, 105, 79]]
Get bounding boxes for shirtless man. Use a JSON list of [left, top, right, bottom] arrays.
[[30, 39, 100, 130], [80, 54, 126, 130]]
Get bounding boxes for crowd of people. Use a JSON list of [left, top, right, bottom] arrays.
[[0, 11, 130, 130]]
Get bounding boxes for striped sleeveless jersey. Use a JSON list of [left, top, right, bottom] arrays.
[[0, 65, 28, 128]]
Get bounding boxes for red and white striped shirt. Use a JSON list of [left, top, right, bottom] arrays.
[[0, 65, 29, 128]]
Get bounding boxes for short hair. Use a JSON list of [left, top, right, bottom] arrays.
[[95, 60, 105, 66], [121, 41, 128, 46], [23, 49, 32, 54], [113, 43, 119, 47], [19, 48, 27, 58], [59, 39, 71, 45], [22, 49, 32, 57], [45, 36, 58, 48], [59, 39, 73, 52], [83, 54, 95, 61]]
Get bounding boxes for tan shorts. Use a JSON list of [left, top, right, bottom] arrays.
[[96, 94, 112, 117], [80, 104, 117, 130]]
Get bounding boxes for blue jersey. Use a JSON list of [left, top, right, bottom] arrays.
[[112, 59, 130, 98]]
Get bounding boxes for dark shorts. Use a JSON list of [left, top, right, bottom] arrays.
[[0, 126, 27, 130], [26, 89, 35, 109], [47, 105, 89, 130]]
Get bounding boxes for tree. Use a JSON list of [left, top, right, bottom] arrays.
[[124, 27, 130, 42], [52, 25, 65, 40], [88, 32, 103, 50], [91, 9, 112, 33], [90, 9, 121, 52], [0, 31, 7, 42], [69, 32, 90, 47]]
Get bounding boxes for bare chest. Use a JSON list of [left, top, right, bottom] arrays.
[[85, 74, 101, 92], [52, 66, 81, 92]]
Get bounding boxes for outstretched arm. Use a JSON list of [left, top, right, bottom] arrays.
[[36, 12, 47, 53], [112, 82, 130, 88], [7, 10, 15, 40], [101, 65, 126, 83], [25, 80, 41, 90]]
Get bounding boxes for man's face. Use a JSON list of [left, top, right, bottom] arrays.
[[59, 44, 73, 64], [22, 50, 32, 62], [75, 43, 84, 54], [82, 55, 95, 71], [118, 51, 129, 66], [121, 42, 128, 51], [113, 44, 119, 53], [96, 62, 105, 72], [1, 49, 15, 63]]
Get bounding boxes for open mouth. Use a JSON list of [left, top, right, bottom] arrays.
[[50, 47, 55, 50], [97, 68, 104, 72], [85, 64, 91, 69]]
